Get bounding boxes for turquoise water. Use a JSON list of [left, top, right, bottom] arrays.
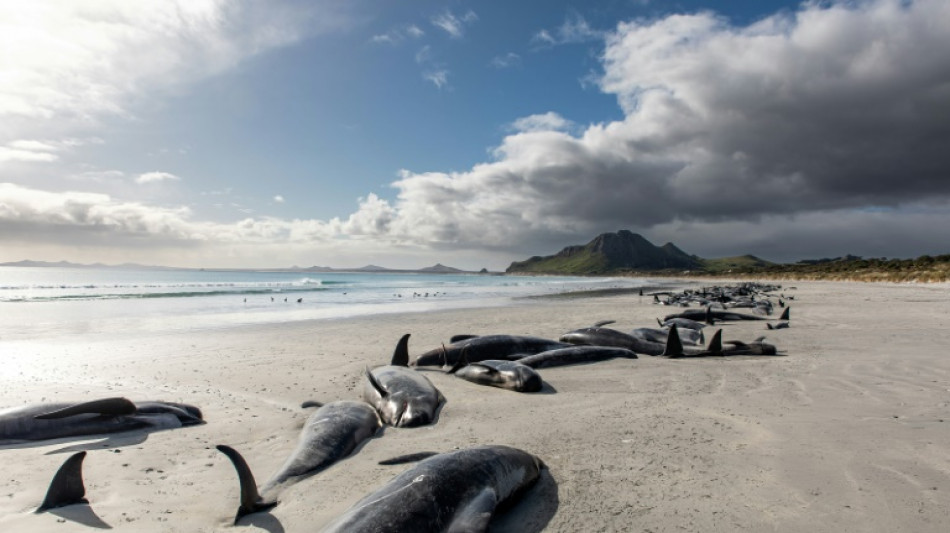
[[0, 267, 650, 341]]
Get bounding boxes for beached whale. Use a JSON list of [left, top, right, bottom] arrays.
[[513, 345, 638, 368], [449, 358, 543, 392], [663, 306, 790, 324], [0, 397, 204, 445], [413, 335, 570, 367], [633, 326, 704, 346], [560, 323, 672, 355], [321, 445, 545, 532], [216, 400, 382, 523], [365, 334, 444, 427]]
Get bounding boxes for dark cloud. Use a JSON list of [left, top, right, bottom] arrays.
[[369, 0, 950, 259]]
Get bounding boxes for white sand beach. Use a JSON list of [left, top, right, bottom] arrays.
[[2, 280, 950, 532]]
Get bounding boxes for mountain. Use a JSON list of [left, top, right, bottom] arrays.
[[418, 263, 464, 273], [506, 230, 705, 274], [701, 254, 775, 273]]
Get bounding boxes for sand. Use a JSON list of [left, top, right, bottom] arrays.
[[2, 280, 949, 532]]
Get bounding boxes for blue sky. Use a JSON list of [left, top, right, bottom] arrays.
[[2, 0, 950, 270]]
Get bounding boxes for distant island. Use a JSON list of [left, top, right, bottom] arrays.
[[0, 260, 491, 275], [506, 230, 950, 282]]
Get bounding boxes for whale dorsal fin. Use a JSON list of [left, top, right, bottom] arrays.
[[450, 334, 478, 343], [36, 451, 88, 513], [662, 325, 683, 357], [35, 397, 137, 420], [593, 320, 616, 328], [216, 445, 278, 524], [704, 306, 715, 325], [365, 367, 388, 398], [707, 330, 723, 355], [779, 307, 790, 321], [391, 333, 411, 367]]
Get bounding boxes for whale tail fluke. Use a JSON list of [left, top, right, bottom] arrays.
[[216, 445, 278, 524], [391, 333, 411, 367], [36, 451, 88, 513], [662, 325, 683, 357]]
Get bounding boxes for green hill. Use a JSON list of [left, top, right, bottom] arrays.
[[506, 230, 704, 275], [701, 255, 775, 273]]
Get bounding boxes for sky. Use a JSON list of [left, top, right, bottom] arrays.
[[2, 0, 949, 271]]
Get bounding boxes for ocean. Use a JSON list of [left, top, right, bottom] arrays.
[[0, 267, 652, 341]]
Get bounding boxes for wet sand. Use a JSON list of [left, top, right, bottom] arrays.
[[1, 280, 949, 532]]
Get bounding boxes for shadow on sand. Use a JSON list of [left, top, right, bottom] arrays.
[[46, 504, 112, 529]]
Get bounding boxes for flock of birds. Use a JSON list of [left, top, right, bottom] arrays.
[[2, 281, 793, 531]]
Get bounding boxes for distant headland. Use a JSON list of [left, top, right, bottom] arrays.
[[505, 230, 950, 282], [0, 259, 494, 275]]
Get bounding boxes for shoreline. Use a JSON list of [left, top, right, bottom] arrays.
[[2, 280, 950, 532]]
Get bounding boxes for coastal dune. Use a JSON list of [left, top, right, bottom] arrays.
[[2, 280, 949, 532]]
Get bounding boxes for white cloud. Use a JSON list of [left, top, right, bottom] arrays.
[[136, 172, 181, 184], [431, 9, 478, 38], [0, 0, 352, 136], [490, 52, 521, 69], [5, 1, 950, 267], [532, 13, 603, 47], [423, 70, 449, 89], [508, 112, 575, 133], [273, 195, 285, 203], [371, 24, 426, 45]]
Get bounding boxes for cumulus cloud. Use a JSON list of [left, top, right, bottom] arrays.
[[136, 172, 181, 184], [6, 0, 950, 267], [341, 0, 950, 257], [0, 0, 352, 133]]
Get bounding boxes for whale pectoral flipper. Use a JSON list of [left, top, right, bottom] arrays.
[[447, 487, 498, 533], [216, 445, 278, 524], [377, 451, 440, 465], [34, 397, 137, 420], [36, 451, 88, 512], [365, 367, 388, 398], [448, 347, 472, 374], [593, 320, 616, 328]]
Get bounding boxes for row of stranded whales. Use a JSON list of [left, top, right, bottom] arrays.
[[24, 281, 790, 523], [364, 333, 445, 427], [0, 397, 204, 445], [216, 400, 383, 523], [663, 305, 790, 324]]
